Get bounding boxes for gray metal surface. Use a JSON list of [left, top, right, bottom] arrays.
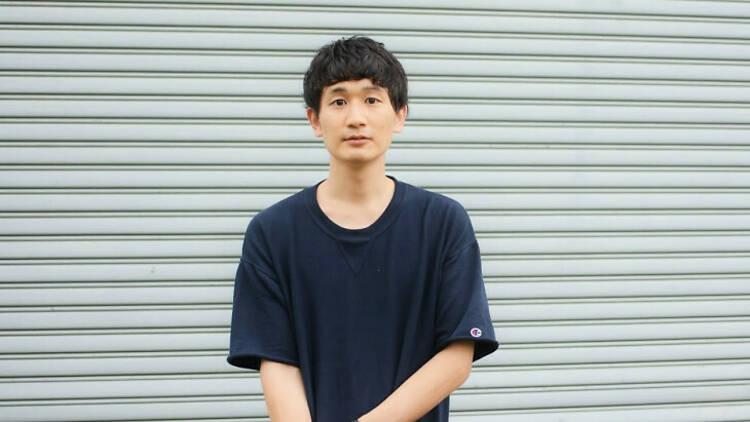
[[1, 1, 750, 420]]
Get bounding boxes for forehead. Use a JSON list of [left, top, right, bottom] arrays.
[[322, 78, 387, 96]]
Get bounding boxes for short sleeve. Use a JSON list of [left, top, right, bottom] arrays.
[[434, 213, 499, 362], [226, 222, 298, 371]]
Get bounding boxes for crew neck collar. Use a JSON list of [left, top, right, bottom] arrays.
[[304, 174, 406, 241]]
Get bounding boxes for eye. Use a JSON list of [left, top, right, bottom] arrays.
[[330, 98, 346, 106], [365, 97, 381, 104]]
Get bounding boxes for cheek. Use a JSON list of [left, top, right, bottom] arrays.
[[314, 116, 331, 137]]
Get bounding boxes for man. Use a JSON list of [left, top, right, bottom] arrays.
[[227, 36, 498, 422]]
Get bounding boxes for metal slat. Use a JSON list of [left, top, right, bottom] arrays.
[[4, 347, 750, 375], [2, 361, 750, 398], [3, 190, 750, 212], [155, 0, 750, 18], [0, 284, 234, 306], [5, 232, 750, 258], [483, 339, 750, 365], [3, 254, 750, 281], [4, 168, 750, 188], [3, 320, 750, 353], [0, 190, 293, 211], [3, 97, 750, 122], [449, 381, 750, 411], [3, 298, 750, 329], [4, 275, 750, 306], [467, 360, 750, 388], [3, 28, 750, 60], [449, 402, 750, 422], [2, 307, 233, 329], [1, 401, 750, 422], [5, 75, 750, 103], [7, 339, 749, 374], [0, 397, 269, 422], [481, 254, 750, 277], [4, 52, 750, 81], [489, 298, 750, 321], [4, 145, 750, 166], [3, 122, 750, 145], [3, 4, 750, 39], [4, 212, 750, 234], [480, 233, 750, 254], [485, 275, 750, 298], [0, 352, 232, 377], [0, 261, 237, 282], [0, 375, 265, 400], [0, 380, 747, 420], [0, 330, 234, 354]]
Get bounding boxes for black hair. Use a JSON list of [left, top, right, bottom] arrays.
[[303, 36, 408, 115]]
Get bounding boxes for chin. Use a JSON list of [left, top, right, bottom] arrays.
[[332, 152, 385, 166]]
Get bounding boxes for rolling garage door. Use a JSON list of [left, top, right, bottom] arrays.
[[2, 1, 750, 420]]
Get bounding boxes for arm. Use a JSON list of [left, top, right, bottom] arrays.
[[358, 340, 475, 422], [259, 359, 312, 422]]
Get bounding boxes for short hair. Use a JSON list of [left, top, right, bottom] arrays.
[[303, 36, 408, 115]]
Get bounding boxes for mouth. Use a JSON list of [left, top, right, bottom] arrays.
[[344, 135, 371, 145], [345, 135, 370, 142]]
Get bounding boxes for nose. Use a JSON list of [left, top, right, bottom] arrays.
[[345, 101, 366, 127]]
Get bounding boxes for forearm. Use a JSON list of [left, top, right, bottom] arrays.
[[259, 359, 312, 422], [358, 340, 475, 422]]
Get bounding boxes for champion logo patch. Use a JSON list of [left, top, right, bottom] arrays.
[[470, 327, 482, 338]]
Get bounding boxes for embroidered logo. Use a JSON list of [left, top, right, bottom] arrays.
[[470, 328, 482, 338]]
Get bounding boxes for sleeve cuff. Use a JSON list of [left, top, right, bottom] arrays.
[[226, 351, 300, 371], [435, 336, 499, 362]]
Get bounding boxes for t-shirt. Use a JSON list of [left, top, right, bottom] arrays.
[[227, 174, 498, 422]]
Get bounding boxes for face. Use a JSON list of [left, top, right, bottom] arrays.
[[307, 78, 407, 168]]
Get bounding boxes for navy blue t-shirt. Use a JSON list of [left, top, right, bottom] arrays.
[[227, 175, 498, 421]]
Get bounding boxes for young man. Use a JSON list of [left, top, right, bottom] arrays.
[[227, 36, 498, 421]]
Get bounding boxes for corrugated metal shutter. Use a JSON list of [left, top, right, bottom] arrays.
[[2, 1, 750, 420]]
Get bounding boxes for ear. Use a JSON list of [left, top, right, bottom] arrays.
[[392, 104, 407, 134], [306, 107, 323, 138]]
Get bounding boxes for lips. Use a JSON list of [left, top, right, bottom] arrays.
[[345, 135, 370, 142], [344, 135, 371, 146]]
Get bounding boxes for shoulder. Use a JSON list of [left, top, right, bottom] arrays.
[[246, 188, 307, 234], [403, 182, 471, 224], [400, 181, 476, 249], [403, 180, 463, 207], [241, 187, 308, 257]]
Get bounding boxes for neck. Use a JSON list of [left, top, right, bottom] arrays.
[[322, 156, 392, 203]]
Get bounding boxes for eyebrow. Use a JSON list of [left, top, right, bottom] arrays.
[[328, 85, 384, 94]]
